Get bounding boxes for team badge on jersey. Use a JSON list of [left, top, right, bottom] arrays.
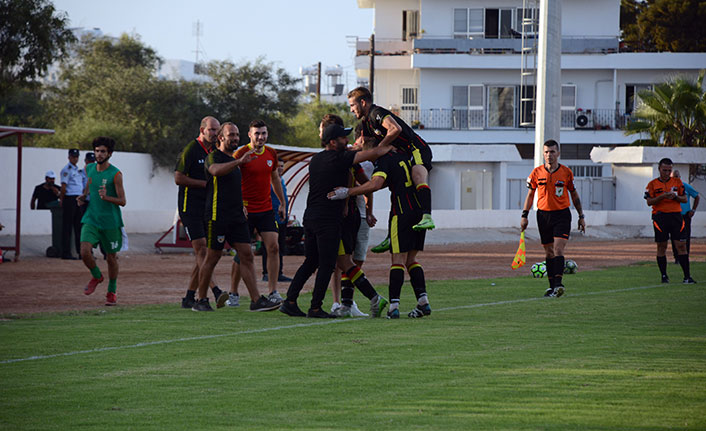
[[267, 160, 273, 167], [217, 235, 225, 243], [555, 180, 565, 197]]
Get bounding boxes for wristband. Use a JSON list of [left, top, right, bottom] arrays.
[[521, 210, 529, 218], [578, 214, 584, 219]]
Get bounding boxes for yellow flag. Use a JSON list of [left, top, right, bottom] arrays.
[[511, 231, 526, 270]]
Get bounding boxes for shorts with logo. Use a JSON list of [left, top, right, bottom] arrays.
[[338, 208, 361, 256], [410, 143, 433, 172], [537, 208, 571, 245], [652, 212, 685, 243], [247, 210, 278, 235], [80, 224, 122, 254], [390, 212, 426, 254], [206, 219, 251, 251], [179, 210, 206, 241]]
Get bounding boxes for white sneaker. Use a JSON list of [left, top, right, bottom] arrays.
[[330, 302, 341, 313], [350, 301, 369, 317], [226, 293, 239, 307], [268, 291, 283, 303]]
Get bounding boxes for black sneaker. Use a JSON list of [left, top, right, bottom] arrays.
[[262, 274, 269, 282], [662, 274, 670, 284], [408, 303, 432, 318], [683, 277, 696, 284], [277, 274, 293, 282], [181, 296, 195, 309], [554, 284, 565, 297], [213, 288, 229, 309], [387, 308, 400, 319], [191, 298, 214, 312], [250, 295, 281, 312], [279, 300, 306, 317], [544, 288, 556, 297], [307, 308, 336, 318]]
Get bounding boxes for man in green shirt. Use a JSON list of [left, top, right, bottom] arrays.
[[78, 137, 127, 306]]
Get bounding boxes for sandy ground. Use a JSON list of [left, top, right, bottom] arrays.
[[1, 233, 703, 314]]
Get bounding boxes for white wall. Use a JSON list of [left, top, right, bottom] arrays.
[[374, 0, 420, 40]]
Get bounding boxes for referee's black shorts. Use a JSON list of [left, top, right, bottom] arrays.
[[179, 210, 206, 241], [652, 212, 685, 243], [390, 211, 426, 254], [537, 208, 571, 245]]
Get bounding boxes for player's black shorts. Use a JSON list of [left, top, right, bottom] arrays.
[[652, 212, 685, 243], [410, 142, 433, 172], [179, 210, 206, 241], [389, 212, 426, 254], [206, 218, 251, 251], [537, 208, 571, 245], [247, 210, 278, 234], [338, 207, 361, 256]]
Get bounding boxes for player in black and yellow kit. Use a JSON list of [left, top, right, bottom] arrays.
[[174, 116, 228, 308], [521, 140, 585, 297], [192, 122, 281, 312], [329, 144, 432, 319], [348, 87, 435, 256]]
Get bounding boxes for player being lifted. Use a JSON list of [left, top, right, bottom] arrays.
[[329, 139, 432, 319], [520, 140, 585, 297], [347, 87, 435, 253]]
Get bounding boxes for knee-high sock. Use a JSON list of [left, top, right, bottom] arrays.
[[108, 278, 117, 294], [341, 276, 354, 307], [416, 183, 432, 215], [553, 255, 564, 286], [677, 254, 691, 279], [407, 262, 428, 304], [389, 264, 405, 302], [546, 257, 556, 289], [345, 266, 377, 300], [657, 255, 668, 276]]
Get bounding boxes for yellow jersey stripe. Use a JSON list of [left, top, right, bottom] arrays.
[[211, 177, 218, 221]]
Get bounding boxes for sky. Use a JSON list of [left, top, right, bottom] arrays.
[[52, 0, 373, 89]]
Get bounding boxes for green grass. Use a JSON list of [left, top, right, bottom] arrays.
[[1, 263, 705, 430]]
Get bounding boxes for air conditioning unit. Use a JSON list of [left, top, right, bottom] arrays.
[[575, 110, 594, 129]]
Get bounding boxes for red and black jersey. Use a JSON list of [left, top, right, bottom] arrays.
[[362, 105, 429, 157], [234, 143, 278, 213]]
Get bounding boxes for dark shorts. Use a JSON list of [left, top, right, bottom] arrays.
[[652, 212, 685, 243], [179, 210, 206, 241], [390, 212, 426, 254], [247, 210, 278, 234], [206, 219, 251, 251], [410, 143, 433, 172], [537, 208, 571, 245], [338, 208, 361, 256]]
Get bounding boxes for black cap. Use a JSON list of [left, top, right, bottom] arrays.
[[85, 152, 96, 162], [68, 149, 79, 157], [321, 124, 352, 144]]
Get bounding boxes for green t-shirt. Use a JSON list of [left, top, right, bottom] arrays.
[[81, 163, 124, 230]]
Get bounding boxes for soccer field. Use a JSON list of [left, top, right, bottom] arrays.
[[1, 263, 705, 430]]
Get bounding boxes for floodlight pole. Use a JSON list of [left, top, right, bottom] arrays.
[[534, 0, 562, 167]]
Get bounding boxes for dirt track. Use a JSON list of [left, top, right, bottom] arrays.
[[1, 237, 703, 314]]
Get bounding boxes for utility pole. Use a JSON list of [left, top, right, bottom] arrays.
[[369, 34, 375, 96], [316, 62, 321, 101], [534, 0, 562, 167]]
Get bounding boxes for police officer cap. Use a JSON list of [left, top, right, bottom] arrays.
[[68, 148, 79, 157]]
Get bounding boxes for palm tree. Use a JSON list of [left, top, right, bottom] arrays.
[[625, 69, 706, 147]]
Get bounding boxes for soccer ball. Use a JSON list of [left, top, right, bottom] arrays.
[[564, 259, 578, 274], [530, 261, 546, 278]]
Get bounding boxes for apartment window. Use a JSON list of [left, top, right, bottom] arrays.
[[452, 85, 484, 129], [519, 85, 535, 127], [402, 10, 420, 41], [485, 8, 513, 38], [561, 85, 577, 128], [626, 84, 652, 114], [487, 86, 515, 128], [515, 7, 539, 36], [454, 8, 483, 39]]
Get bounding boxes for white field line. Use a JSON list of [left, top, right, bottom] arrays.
[[0, 284, 664, 365]]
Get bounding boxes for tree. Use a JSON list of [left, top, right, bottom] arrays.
[[620, 0, 706, 52], [288, 99, 357, 148], [624, 70, 706, 147], [0, 0, 75, 95], [201, 59, 300, 145]]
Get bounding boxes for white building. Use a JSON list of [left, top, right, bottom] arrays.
[[353, 0, 706, 211]]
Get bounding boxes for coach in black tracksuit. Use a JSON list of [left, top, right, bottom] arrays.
[[279, 124, 391, 318]]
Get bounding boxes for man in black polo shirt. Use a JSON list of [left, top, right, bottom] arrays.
[[279, 123, 391, 318], [192, 122, 281, 312], [175, 116, 227, 309], [31, 170, 60, 210]]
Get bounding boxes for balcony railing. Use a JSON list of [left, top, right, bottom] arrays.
[[398, 108, 639, 131]]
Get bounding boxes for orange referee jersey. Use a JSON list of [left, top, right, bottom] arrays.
[[234, 143, 278, 213], [527, 164, 576, 211], [645, 176, 684, 214]]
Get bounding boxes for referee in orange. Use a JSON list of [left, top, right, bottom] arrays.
[[521, 140, 585, 297]]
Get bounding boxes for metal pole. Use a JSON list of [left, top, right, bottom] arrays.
[[369, 34, 375, 97], [534, 0, 562, 167], [15, 133, 22, 261], [316, 62, 321, 101]]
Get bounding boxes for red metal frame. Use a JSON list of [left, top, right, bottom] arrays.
[[0, 126, 55, 262]]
